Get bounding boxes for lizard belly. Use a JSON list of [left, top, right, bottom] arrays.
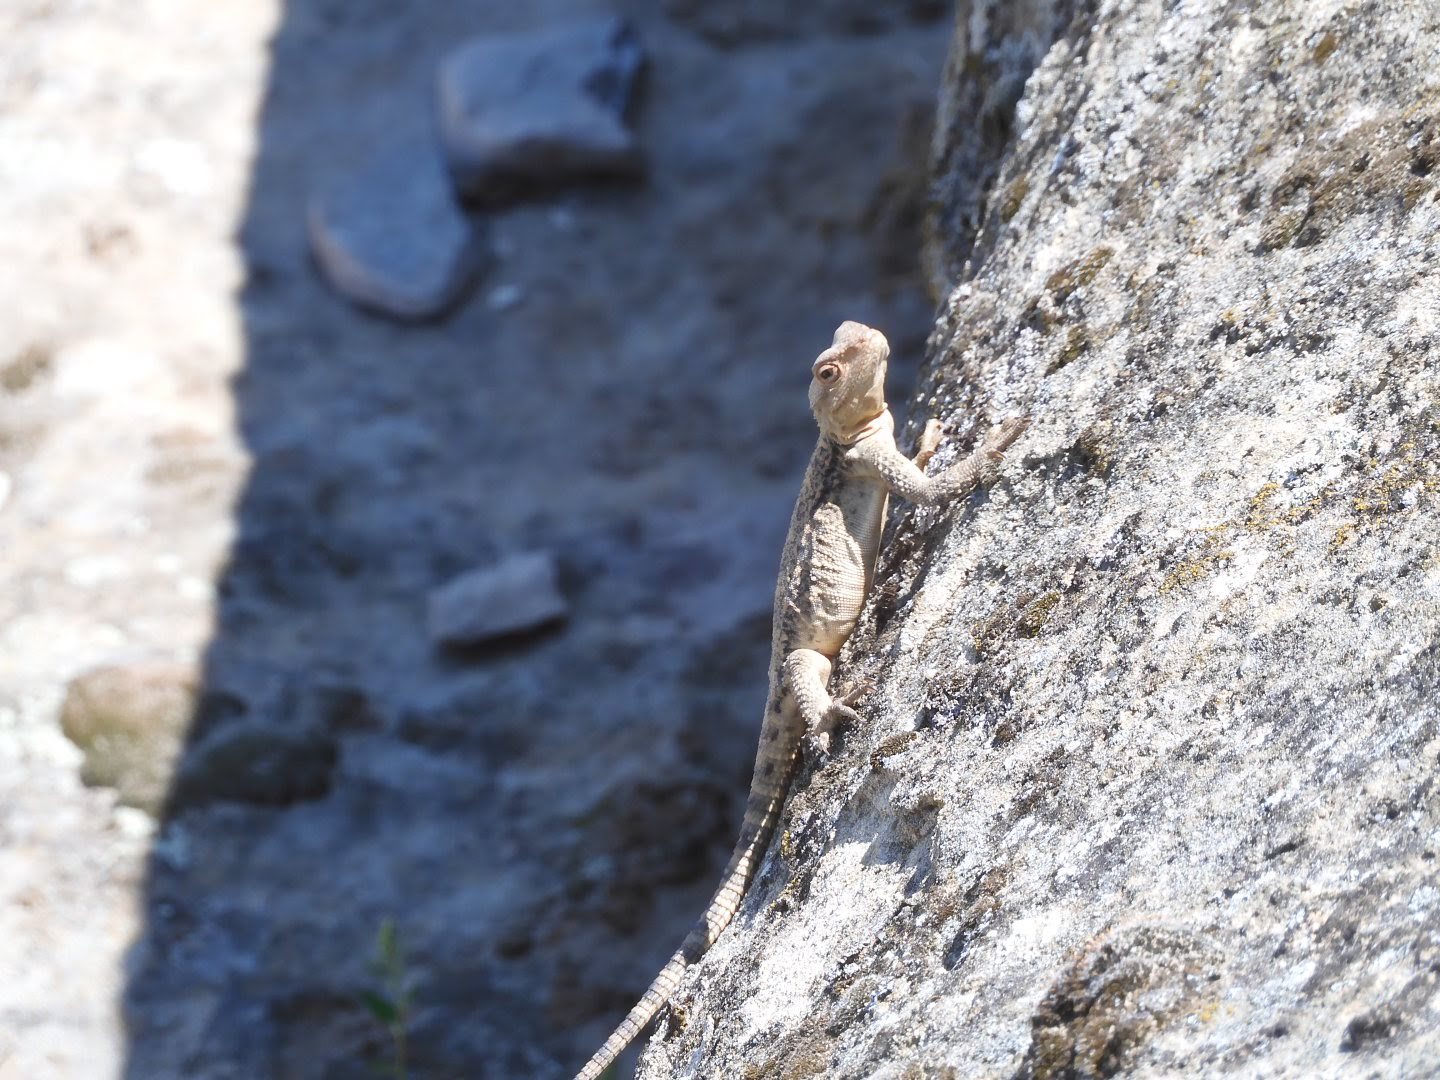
[[793, 484, 887, 656]]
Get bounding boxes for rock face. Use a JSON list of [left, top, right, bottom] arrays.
[[436, 17, 646, 203], [637, 1, 1440, 1077]]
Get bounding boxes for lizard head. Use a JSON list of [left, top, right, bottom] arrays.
[[809, 321, 889, 441]]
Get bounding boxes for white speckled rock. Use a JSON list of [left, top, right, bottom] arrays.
[[638, 1, 1440, 1076], [435, 16, 646, 203]]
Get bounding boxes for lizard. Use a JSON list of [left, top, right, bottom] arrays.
[[574, 320, 1028, 1080]]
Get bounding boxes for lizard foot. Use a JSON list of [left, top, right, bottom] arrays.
[[804, 702, 863, 762], [840, 679, 875, 708], [915, 418, 945, 469], [803, 730, 831, 760], [986, 415, 1031, 455], [978, 415, 1031, 481]]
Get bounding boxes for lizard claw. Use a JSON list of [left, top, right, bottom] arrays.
[[804, 702, 862, 762], [919, 418, 945, 451], [803, 730, 831, 760], [915, 418, 945, 469], [987, 415, 1031, 453], [978, 416, 1030, 480]]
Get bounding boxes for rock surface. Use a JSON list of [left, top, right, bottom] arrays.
[[307, 138, 488, 321], [436, 16, 646, 203], [426, 552, 568, 647], [637, 1, 1440, 1077]]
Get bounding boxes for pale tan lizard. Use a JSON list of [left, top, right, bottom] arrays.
[[575, 321, 1027, 1080]]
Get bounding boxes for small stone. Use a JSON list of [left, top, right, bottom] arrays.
[[173, 722, 338, 809], [485, 283, 525, 312], [111, 805, 157, 840], [59, 663, 200, 815], [308, 137, 489, 321], [427, 552, 568, 647], [436, 16, 646, 203]]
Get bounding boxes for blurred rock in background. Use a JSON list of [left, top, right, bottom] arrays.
[[0, 1, 948, 1077]]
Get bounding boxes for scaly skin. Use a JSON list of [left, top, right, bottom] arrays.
[[574, 322, 1027, 1080]]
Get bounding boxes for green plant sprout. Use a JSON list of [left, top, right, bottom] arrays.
[[359, 918, 412, 1080]]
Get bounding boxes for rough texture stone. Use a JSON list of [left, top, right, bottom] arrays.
[[637, 1, 1440, 1077], [307, 138, 488, 321], [58, 663, 199, 815], [435, 16, 646, 203], [426, 552, 568, 647]]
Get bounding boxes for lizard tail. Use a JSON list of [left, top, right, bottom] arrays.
[[573, 727, 800, 1080], [573, 946, 687, 1080]]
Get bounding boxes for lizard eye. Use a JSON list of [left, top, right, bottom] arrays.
[[815, 363, 840, 384]]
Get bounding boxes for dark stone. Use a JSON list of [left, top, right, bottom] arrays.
[[173, 722, 338, 809]]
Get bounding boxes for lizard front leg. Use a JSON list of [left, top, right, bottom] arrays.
[[866, 416, 1028, 506], [783, 649, 860, 758]]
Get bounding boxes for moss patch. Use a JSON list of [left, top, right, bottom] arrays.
[[1046, 324, 1090, 374], [1019, 925, 1222, 1080], [1046, 245, 1116, 301], [1258, 109, 1438, 251], [1159, 525, 1234, 594], [1017, 592, 1062, 637], [998, 174, 1031, 222]]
